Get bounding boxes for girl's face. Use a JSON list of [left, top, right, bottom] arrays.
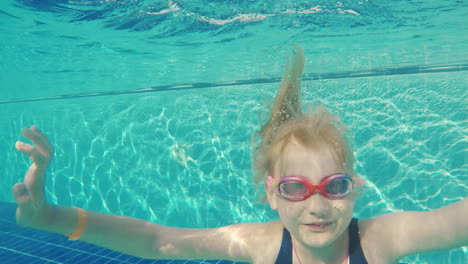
[[267, 139, 355, 248]]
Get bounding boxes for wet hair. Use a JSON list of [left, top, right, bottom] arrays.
[[252, 47, 356, 199]]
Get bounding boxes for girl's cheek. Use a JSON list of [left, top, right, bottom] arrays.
[[279, 203, 301, 220], [331, 200, 354, 214]]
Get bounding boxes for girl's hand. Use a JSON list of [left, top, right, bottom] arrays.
[[13, 126, 54, 228]]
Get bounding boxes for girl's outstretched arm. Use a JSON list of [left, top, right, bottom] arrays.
[[363, 198, 468, 261], [12, 126, 256, 261], [39, 205, 259, 260]]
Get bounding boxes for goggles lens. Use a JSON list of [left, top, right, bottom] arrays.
[[276, 173, 353, 201]]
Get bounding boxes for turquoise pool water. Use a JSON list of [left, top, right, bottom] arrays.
[[1, 0, 467, 263]]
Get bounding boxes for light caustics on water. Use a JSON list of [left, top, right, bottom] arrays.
[[2, 1, 467, 263]]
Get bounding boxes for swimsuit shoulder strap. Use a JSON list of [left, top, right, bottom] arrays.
[[348, 218, 368, 264], [348, 218, 410, 264], [274, 227, 293, 264]]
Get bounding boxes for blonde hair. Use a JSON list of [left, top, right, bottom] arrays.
[[252, 47, 355, 196]]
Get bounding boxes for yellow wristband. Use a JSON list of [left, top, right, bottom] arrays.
[[68, 207, 87, 240]]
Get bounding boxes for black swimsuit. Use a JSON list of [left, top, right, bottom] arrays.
[[274, 218, 368, 264]]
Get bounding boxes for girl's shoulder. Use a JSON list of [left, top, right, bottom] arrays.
[[233, 221, 284, 263], [355, 217, 397, 263]]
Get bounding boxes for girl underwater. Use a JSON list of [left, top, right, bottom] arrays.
[[13, 47, 468, 264]]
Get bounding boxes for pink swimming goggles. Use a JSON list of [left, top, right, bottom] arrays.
[[266, 173, 364, 201]]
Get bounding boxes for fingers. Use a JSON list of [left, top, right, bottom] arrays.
[[15, 141, 34, 155], [14, 126, 51, 226], [22, 126, 53, 157], [31, 126, 53, 152], [16, 140, 49, 168]]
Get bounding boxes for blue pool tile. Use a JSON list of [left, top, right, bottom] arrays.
[[149, 259, 168, 263], [105, 250, 137, 261], [90, 256, 127, 264], [69, 241, 99, 252], [92, 245, 115, 255], [67, 254, 99, 263], [42, 249, 70, 261], [2, 253, 42, 264], [31, 259, 57, 264], [0, 249, 17, 262], [124, 255, 145, 263], [54, 250, 86, 263], [113, 253, 136, 262], [33, 244, 70, 259], [3, 237, 31, 251], [100, 250, 122, 259], [83, 254, 110, 264], [73, 254, 101, 264], [136, 259, 160, 264], [29, 243, 55, 255], [103, 259, 128, 264], [168, 260, 193, 264], [35, 233, 66, 244], [13, 238, 43, 251], [141, 260, 171, 264], [0, 234, 17, 246]]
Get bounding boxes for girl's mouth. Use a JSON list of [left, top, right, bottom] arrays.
[[305, 222, 333, 231]]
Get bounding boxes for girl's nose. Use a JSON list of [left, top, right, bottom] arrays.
[[305, 193, 332, 218]]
